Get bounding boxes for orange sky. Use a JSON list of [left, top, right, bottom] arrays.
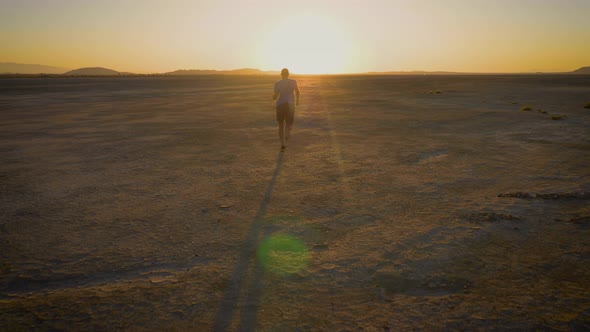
[[1, 0, 589, 74]]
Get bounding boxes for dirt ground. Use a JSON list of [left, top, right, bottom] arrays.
[[1, 74, 589, 331]]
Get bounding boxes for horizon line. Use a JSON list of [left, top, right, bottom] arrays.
[[2, 62, 587, 76]]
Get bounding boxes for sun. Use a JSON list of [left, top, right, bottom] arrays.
[[261, 14, 356, 74]]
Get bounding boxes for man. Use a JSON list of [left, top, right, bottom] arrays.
[[273, 68, 300, 151]]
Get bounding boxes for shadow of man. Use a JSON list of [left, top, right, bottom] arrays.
[[214, 151, 284, 331]]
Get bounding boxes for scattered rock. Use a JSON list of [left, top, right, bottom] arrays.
[[465, 212, 522, 222], [498, 192, 534, 199], [321, 263, 337, 270], [416, 150, 449, 163], [297, 270, 310, 278], [312, 243, 329, 250], [550, 114, 567, 120], [149, 275, 171, 283], [537, 192, 588, 200], [498, 192, 589, 200], [556, 216, 590, 226]]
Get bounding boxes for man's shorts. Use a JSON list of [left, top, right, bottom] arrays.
[[276, 103, 294, 126]]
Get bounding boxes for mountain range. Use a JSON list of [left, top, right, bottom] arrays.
[[571, 66, 590, 74], [165, 68, 280, 75], [2, 62, 590, 76], [63, 67, 123, 76], [62, 67, 135, 76], [0, 62, 70, 74]]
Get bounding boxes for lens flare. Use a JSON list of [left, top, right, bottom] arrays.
[[257, 234, 309, 275]]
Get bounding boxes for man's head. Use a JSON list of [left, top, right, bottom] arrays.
[[281, 68, 289, 78]]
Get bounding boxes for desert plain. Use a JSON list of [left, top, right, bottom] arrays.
[[1, 74, 589, 331]]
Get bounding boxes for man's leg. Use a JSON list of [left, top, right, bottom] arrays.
[[278, 122, 285, 148], [286, 105, 295, 140], [276, 105, 287, 149]]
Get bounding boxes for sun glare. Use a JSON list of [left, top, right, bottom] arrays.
[[261, 14, 355, 74]]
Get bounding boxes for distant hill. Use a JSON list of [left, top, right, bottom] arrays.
[[165, 68, 279, 76], [0, 62, 69, 74], [571, 66, 590, 74], [63, 67, 126, 76], [365, 67, 590, 75]]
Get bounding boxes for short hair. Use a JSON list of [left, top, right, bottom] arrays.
[[281, 68, 289, 77]]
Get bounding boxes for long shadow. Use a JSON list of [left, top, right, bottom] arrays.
[[213, 151, 284, 331]]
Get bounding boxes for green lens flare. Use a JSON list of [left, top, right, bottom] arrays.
[[257, 234, 309, 275]]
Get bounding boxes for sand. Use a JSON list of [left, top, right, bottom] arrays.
[[1, 74, 589, 331]]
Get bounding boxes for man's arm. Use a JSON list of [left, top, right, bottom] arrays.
[[295, 81, 300, 106], [273, 81, 279, 100]]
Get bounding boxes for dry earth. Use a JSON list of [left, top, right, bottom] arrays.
[[1, 75, 590, 331]]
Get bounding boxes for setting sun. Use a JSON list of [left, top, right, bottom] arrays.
[[260, 14, 356, 74]]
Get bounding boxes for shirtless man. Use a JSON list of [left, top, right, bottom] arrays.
[[273, 68, 300, 151]]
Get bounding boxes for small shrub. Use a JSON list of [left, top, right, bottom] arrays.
[[551, 115, 567, 120], [511, 102, 518, 105], [584, 102, 590, 109], [434, 90, 442, 94], [521, 106, 532, 111]]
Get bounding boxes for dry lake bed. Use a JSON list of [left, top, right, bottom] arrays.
[[1, 74, 590, 331]]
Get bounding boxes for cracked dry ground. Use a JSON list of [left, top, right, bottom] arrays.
[[1, 75, 590, 331]]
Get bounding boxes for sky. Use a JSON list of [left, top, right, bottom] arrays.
[[1, 0, 589, 74]]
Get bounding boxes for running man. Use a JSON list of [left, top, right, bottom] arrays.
[[273, 68, 300, 151]]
